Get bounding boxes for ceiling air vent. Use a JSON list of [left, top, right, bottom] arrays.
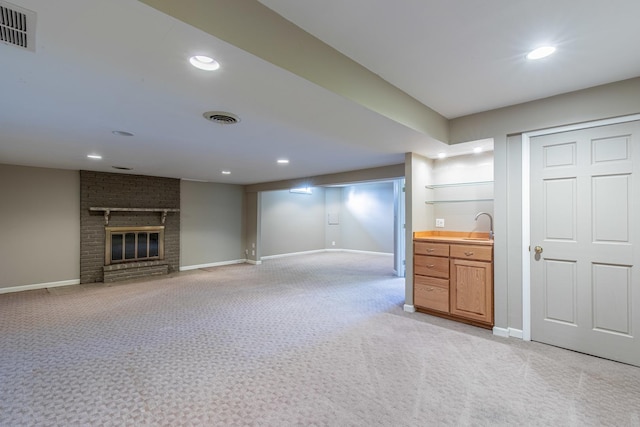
[[203, 111, 240, 125], [0, 1, 36, 52]]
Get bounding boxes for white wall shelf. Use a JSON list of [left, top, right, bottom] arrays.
[[425, 180, 494, 204], [425, 198, 494, 205], [425, 180, 493, 189]]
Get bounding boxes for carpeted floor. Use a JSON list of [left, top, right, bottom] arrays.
[[1, 252, 639, 426]]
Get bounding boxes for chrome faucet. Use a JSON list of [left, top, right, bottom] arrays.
[[475, 212, 494, 240]]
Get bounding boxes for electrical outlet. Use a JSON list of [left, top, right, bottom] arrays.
[[435, 218, 445, 228], [332, 241, 336, 246]]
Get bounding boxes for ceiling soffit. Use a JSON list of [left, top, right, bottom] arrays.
[[137, 0, 449, 143]]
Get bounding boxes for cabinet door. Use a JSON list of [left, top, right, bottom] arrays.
[[450, 258, 493, 324]]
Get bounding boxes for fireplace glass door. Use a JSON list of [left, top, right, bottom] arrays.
[[105, 226, 164, 265]]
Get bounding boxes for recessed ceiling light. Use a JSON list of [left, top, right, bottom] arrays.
[[526, 46, 556, 60], [437, 152, 447, 159], [87, 154, 102, 160], [189, 55, 220, 71], [112, 130, 134, 137], [277, 159, 289, 164], [221, 170, 231, 175]]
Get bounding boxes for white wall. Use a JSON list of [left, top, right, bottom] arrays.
[[260, 188, 327, 257], [404, 153, 434, 307], [325, 187, 341, 249], [430, 151, 494, 233], [341, 182, 394, 253], [180, 180, 245, 269], [0, 164, 80, 290], [260, 183, 395, 257], [446, 77, 640, 333]]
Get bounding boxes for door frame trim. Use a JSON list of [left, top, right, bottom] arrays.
[[521, 113, 640, 341]]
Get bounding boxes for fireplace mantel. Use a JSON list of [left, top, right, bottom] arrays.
[[89, 207, 180, 225]]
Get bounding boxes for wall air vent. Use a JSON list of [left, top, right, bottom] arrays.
[[203, 111, 240, 125], [0, 1, 36, 52]]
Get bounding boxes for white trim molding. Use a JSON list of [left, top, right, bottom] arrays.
[[180, 259, 247, 271], [403, 304, 416, 313], [0, 279, 81, 295], [261, 249, 393, 260], [261, 249, 326, 260], [340, 249, 393, 256], [245, 259, 262, 265], [493, 327, 523, 339]]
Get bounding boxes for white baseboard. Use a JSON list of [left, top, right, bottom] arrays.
[[493, 327, 523, 339], [261, 249, 326, 260], [341, 249, 394, 256], [0, 279, 81, 295], [507, 328, 523, 339], [493, 327, 509, 338], [403, 304, 416, 313], [180, 259, 247, 271], [262, 249, 393, 260], [245, 259, 262, 265]]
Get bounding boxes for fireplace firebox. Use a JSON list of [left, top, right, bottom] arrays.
[[105, 226, 165, 266]]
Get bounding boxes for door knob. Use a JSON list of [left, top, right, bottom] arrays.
[[534, 246, 543, 254]]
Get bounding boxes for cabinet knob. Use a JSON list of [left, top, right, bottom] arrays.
[[427, 264, 435, 268], [464, 251, 474, 256], [426, 248, 435, 253]]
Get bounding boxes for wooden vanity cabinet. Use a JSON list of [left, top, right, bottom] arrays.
[[413, 237, 493, 328], [449, 244, 493, 325]]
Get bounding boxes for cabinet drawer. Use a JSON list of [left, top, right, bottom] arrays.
[[450, 244, 492, 262], [414, 279, 449, 313], [414, 255, 449, 278], [414, 241, 449, 257], [414, 274, 449, 289]]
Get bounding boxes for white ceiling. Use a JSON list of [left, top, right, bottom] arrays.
[[1, 0, 639, 184], [259, 0, 640, 119]]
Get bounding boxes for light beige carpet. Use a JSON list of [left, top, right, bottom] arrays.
[[1, 252, 639, 426]]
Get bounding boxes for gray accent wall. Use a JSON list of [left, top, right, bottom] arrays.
[[180, 180, 245, 268], [0, 164, 80, 289]]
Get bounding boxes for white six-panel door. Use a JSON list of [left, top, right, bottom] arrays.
[[530, 121, 639, 367]]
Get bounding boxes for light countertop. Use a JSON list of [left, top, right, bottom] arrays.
[[413, 231, 493, 246]]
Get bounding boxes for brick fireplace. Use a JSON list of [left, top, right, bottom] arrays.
[[80, 171, 180, 283]]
